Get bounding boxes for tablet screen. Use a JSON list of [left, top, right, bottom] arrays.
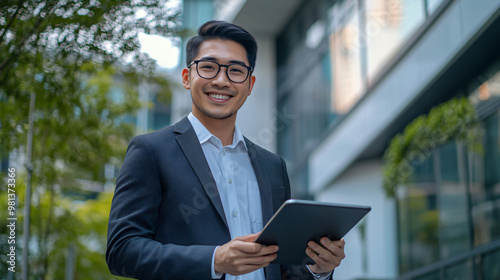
[[254, 199, 371, 265]]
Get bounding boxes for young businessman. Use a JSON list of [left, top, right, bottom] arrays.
[[106, 20, 345, 280]]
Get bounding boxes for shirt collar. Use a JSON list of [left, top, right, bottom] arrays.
[[187, 113, 247, 150]]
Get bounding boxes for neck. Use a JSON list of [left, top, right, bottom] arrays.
[[192, 111, 236, 146]]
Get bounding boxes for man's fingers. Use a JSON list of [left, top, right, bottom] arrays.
[[235, 232, 261, 242], [255, 245, 279, 257], [216, 247, 277, 276], [306, 238, 346, 274], [307, 240, 333, 260], [310, 238, 345, 258], [245, 252, 278, 265], [238, 242, 279, 255], [228, 261, 274, 276], [214, 233, 279, 276], [234, 241, 261, 254], [306, 247, 326, 264], [332, 239, 346, 251]]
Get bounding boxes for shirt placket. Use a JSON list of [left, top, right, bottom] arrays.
[[220, 147, 242, 238]]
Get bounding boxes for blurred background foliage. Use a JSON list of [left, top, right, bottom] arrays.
[[382, 97, 482, 197], [0, 0, 181, 278]]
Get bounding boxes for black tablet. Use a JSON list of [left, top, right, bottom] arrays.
[[254, 199, 371, 265]]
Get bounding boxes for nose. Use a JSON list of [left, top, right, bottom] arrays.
[[211, 66, 231, 85]]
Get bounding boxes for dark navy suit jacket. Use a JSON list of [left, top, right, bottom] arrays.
[[106, 117, 322, 279]]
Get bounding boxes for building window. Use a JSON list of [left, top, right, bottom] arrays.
[[471, 111, 500, 242], [329, 0, 363, 114], [397, 125, 500, 275], [469, 59, 500, 248], [483, 249, 500, 279], [277, 52, 334, 162], [397, 143, 468, 273], [364, 0, 425, 83], [397, 60, 500, 277]]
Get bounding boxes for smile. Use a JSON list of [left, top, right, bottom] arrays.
[[208, 93, 231, 100]]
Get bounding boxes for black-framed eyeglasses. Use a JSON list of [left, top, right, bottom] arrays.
[[187, 60, 252, 83]]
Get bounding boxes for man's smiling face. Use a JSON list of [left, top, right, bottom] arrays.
[[182, 39, 256, 123]]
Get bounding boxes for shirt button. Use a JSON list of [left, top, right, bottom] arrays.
[[222, 150, 226, 156], [228, 178, 232, 184], [233, 211, 238, 218]]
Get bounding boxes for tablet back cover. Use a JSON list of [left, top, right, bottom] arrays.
[[255, 199, 371, 265]]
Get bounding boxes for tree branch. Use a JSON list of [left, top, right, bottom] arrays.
[[0, 0, 26, 44], [0, 1, 56, 75]]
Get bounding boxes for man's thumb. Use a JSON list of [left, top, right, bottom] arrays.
[[235, 232, 261, 242]]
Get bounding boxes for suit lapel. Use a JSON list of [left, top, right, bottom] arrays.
[[245, 138, 274, 225], [246, 139, 277, 280], [174, 118, 228, 228], [173, 119, 274, 233]]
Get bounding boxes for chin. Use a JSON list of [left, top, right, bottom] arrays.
[[206, 112, 234, 120]]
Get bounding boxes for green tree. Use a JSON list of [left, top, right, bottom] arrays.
[[0, 0, 180, 278], [0, 0, 179, 154], [382, 97, 482, 196], [1, 174, 130, 279]]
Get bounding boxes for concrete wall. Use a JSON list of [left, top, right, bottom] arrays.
[[236, 36, 277, 152], [317, 160, 398, 280]]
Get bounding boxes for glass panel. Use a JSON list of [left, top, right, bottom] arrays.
[[276, 0, 338, 164], [365, 0, 425, 83], [469, 62, 500, 106], [290, 165, 310, 199], [415, 272, 440, 280], [279, 54, 334, 161], [468, 143, 490, 247], [398, 142, 473, 273], [397, 187, 411, 272], [427, 0, 445, 15], [329, 0, 363, 114], [483, 112, 500, 241], [468, 62, 500, 247], [277, 98, 293, 161], [483, 249, 500, 280], [294, 55, 334, 152], [469, 111, 500, 248], [444, 259, 473, 280], [436, 143, 471, 258], [398, 155, 439, 273]]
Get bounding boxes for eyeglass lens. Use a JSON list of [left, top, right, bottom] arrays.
[[197, 61, 249, 83]]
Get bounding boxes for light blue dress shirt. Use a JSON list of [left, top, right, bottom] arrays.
[[188, 113, 265, 280], [188, 113, 332, 280]]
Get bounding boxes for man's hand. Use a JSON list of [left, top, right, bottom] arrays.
[[306, 238, 345, 274], [214, 232, 279, 276]]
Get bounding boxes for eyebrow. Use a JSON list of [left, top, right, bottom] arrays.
[[199, 56, 249, 67]]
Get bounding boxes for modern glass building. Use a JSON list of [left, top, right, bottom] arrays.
[[179, 0, 500, 279]]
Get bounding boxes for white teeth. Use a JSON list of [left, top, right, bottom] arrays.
[[209, 93, 230, 100]]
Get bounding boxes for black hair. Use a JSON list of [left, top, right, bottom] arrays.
[[185, 20, 257, 70]]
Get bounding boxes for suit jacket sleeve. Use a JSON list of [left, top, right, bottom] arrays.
[[106, 135, 215, 280]]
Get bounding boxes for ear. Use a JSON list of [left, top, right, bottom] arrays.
[[182, 68, 191, 89], [247, 75, 256, 96]]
